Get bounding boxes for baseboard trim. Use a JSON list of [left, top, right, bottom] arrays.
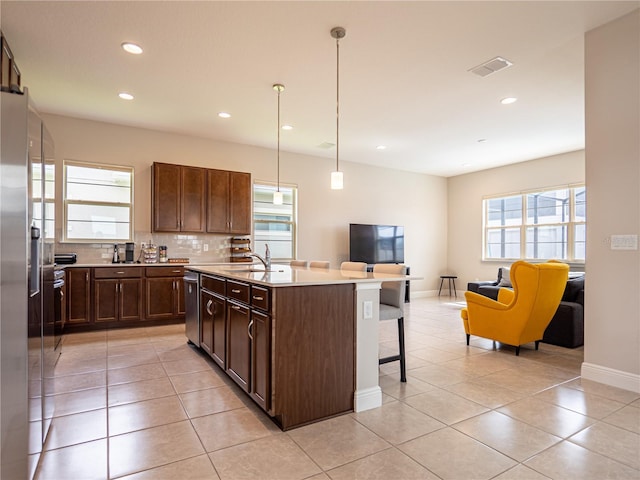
[[581, 362, 640, 394], [353, 386, 382, 412]]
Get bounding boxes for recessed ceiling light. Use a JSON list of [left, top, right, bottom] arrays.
[[218, 112, 231, 118], [282, 125, 293, 131], [500, 97, 517, 105], [121, 42, 143, 55], [118, 92, 134, 100], [376, 145, 387, 150]]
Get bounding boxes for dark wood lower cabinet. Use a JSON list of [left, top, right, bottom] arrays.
[[94, 278, 142, 323], [64, 266, 185, 331], [250, 309, 270, 410], [226, 301, 251, 392], [200, 289, 226, 368], [195, 272, 354, 431], [66, 268, 91, 325]]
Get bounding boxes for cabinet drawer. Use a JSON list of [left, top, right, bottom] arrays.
[[251, 285, 270, 312], [94, 267, 142, 278], [145, 266, 184, 277], [201, 274, 225, 295], [227, 280, 250, 304]]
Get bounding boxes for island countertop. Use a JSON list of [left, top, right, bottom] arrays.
[[187, 263, 415, 287]]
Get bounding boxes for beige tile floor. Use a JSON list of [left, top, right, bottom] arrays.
[[34, 297, 640, 480]]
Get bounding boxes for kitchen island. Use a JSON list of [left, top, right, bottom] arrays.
[[186, 264, 410, 430]]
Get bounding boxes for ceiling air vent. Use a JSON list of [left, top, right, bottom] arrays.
[[469, 56, 513, 77]]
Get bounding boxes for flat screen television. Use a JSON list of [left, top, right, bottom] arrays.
[[349, 223, 405, 264]]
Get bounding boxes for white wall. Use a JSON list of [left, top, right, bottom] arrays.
[[447, 150, 585, 289], [42, 113, 446, 295], [583, 9, 640, 390]]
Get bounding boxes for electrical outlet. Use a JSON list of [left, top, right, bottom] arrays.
[[363, 301, 373, 319], [203, 244, 209, 252]]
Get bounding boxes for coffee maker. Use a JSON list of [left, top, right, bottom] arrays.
[[125, 242, 135, 263]]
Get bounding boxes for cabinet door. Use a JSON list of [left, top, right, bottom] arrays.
[[67, 268, 91, 324], [226, 301, 250, 392], [153, 163, 181, 232], [181, 166, 206, 232], [206, 169, 230, 233], [175, 278, 186, 316], [200, 290, 214, 357], [120, 278, 143, 322], [145, 277, 175, 320], [250, 309, 271, 410], [229, 171, 251, 234], [94, 279, 118, 323]]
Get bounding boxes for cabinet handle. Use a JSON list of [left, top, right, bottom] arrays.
[[206, 299, 213, 316], [231, 289, 241, 294], [116, 271, 125, 274], [247, 319, 253, 340], [172, 270, 181, 273], [231, 305, 241, 310], [252, 296, 263, 301], [85, 272, 89, 282], [188, 284, 192, 294]]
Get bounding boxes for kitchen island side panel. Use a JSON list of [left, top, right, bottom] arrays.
[[272, 284, 355, 430]]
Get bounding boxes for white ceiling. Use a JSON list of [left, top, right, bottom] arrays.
[[1, 1, 638, 177]]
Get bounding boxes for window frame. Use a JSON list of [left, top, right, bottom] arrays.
[[62, 160, 134, 243], [483, 184, 586, 263], [252, 181, 298, 261]]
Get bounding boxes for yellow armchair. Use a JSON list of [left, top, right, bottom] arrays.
[[461, 260, 569, 355]]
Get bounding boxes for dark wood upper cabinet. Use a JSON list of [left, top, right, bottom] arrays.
[[154, 162, 250, 235], [229, 171, 251, 234], [206, 169, 229, 233], [207, 169, 251, 235], [152, 162, 206, 233], [180, 166, 206, 232]]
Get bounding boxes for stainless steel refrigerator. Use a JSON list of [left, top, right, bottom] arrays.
[[1, 88, 58, 479]]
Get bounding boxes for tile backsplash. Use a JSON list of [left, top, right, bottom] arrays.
[[56, 230, 246, 265]]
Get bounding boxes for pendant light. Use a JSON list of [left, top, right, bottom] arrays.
[[273, 84, 285, 205], [330, 26, 346, 190]]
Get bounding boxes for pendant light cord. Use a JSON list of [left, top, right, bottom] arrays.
[[336, 36, 340, 173], [277, 87, 281, 192]]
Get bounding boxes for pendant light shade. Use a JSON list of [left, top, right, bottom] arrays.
[[331, 171, 343, 190], [330, 26, 346, 190], [273, 83, 285, 205]]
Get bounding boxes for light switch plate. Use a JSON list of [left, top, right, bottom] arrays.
[[610, 234, 638, 250]]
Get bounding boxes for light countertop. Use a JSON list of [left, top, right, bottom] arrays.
[[187, 264, 418, 287]]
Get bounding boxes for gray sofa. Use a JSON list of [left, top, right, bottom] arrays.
[[467, 268, 584, 348]]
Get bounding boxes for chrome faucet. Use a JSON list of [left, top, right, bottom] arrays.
[[247, 244, 271, 270]]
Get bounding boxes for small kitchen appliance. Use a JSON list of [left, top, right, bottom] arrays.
[[125, 242, 135, 263]]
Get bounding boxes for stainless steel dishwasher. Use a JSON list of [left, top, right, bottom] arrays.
[[183, 270, 200, 346]]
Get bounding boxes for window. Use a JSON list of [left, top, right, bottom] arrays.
[[253, 182, 297, 260], [63, 161, 133, 242], [483, 185, 585, 262]]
